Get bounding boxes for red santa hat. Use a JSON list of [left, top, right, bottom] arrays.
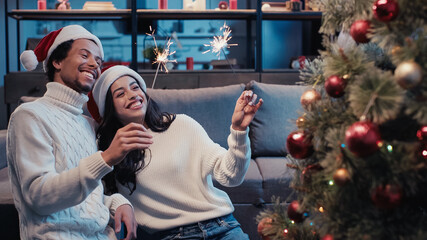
[[20, 25, 104, 71]]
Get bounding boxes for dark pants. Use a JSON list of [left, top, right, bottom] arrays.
[[137, 214, 249, 240]]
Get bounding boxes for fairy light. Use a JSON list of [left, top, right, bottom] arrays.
[[203, 22, 238, 59], [146, 26, 177, 88], [318, 206, 324, 213], [329, 180, 334, 186], [291, 220, 295, 224], [387, 144, 393, 152]]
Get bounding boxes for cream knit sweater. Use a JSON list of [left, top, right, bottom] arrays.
[[117, 114, 251, 232], [7, 82, 131, 239]]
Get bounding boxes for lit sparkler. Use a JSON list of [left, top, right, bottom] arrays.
[[203, 22, 237, 58], [203, 22, 238, 73], [146, 26, 177, 88]]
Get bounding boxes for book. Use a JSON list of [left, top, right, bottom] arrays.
[[83, 1, 116, 11]]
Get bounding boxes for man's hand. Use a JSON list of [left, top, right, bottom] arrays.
[[231, 90, 263, 131], [102, 123, 153, 167], [115, 204, 137, 240]]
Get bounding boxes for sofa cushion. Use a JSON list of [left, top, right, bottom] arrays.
[[0, 167, 14, 204], [255, 157, 296, 203], [213, 159, 263, 204], [147, 84, 245, 148], [248, 81, 306, 157], [0, 130, 7, 169]]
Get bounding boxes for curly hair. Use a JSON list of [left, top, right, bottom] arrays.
[[46, 40, 74, 82]]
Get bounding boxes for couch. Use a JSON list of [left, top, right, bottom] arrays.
[[0, 80, 306, 239]]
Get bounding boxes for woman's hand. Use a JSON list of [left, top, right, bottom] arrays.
[[115, 204, 138, 240], [231, 90, 263, 131], [101, 123, 153, 167]]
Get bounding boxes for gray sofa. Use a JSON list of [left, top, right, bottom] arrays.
[[0, 80, 306, 239]]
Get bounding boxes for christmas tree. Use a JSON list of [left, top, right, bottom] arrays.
[[256, 0, 426, 239]]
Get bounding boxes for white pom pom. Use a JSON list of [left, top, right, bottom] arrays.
[[20, 50, 39, 71]]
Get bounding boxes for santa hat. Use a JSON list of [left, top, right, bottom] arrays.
[[88, 65, 147, 122], [20, 25, 104, 71]]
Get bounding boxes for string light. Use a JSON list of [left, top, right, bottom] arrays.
[[387, 144, 393, 152], [329, 180, 334, 186], [319, 206, 324, 213]]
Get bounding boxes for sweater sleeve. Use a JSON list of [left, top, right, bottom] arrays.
[[191, 116, 251, 187], [104, 193, 133, 215], [7, 109, 113, 215]]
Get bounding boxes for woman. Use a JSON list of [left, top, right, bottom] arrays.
[[90, 65, 263, 240]]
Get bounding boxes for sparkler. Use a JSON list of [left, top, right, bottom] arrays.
[[203, 22, 238, 73], [146, 26, 177, 89]]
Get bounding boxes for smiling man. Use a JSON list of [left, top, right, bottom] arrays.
[[7, 25, 140, 240]]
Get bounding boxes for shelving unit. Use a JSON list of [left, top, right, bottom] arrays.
[[6, 2, 321, 73]]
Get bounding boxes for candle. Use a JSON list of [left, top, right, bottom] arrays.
[[158, 0, 167, 9], [37, 0, 46, 10], [230, 0, 237, 9]]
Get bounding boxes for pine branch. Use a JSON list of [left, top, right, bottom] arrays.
[[348, 68, 404, 123]]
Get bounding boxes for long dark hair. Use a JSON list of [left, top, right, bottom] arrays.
[[46, 40, 74, 81], [97, 84, 175, 195]]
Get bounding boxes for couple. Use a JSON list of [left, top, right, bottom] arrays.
[[8, 25, 262, 240]]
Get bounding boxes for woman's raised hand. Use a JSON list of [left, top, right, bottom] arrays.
[[231, 90, 263, 131]]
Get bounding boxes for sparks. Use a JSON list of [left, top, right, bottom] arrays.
[[146, 26, 177, 88], [203, 22, 238, 59]]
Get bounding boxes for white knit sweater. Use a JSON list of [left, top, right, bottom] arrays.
[[117, 114, 251, 232], [7, 82, 131, 240]]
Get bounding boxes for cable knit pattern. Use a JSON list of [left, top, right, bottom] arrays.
[[6, 82, 130, 240], [117, 114, 251, 232]]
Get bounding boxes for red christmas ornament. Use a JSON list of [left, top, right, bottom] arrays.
[[301, 163, 323, 184], [417, 126, 427, 142], [350, 20, 371, 44], [218, 1, 228, 9], [373, 0, 399, 22], [257, 217, 273, 240], [371, 184, 403, 209], [322, 234, 334, 240], [300, 89, 321, 109], [287, 200, 304, 223], [286, 131, 314, 159], [325, 75, 346, 98], [345, 121, 381, 157]]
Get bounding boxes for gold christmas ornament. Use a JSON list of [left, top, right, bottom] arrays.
[[395, 61, 423, 89], [333, 168, 350, 186], [300, 89, 321, 109], [296, 116, 306, 128]]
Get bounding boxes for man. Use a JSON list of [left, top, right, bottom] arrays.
[[7, 25, 149, 239]]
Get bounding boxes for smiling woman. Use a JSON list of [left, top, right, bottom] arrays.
[[90, 65, 262, 240]]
